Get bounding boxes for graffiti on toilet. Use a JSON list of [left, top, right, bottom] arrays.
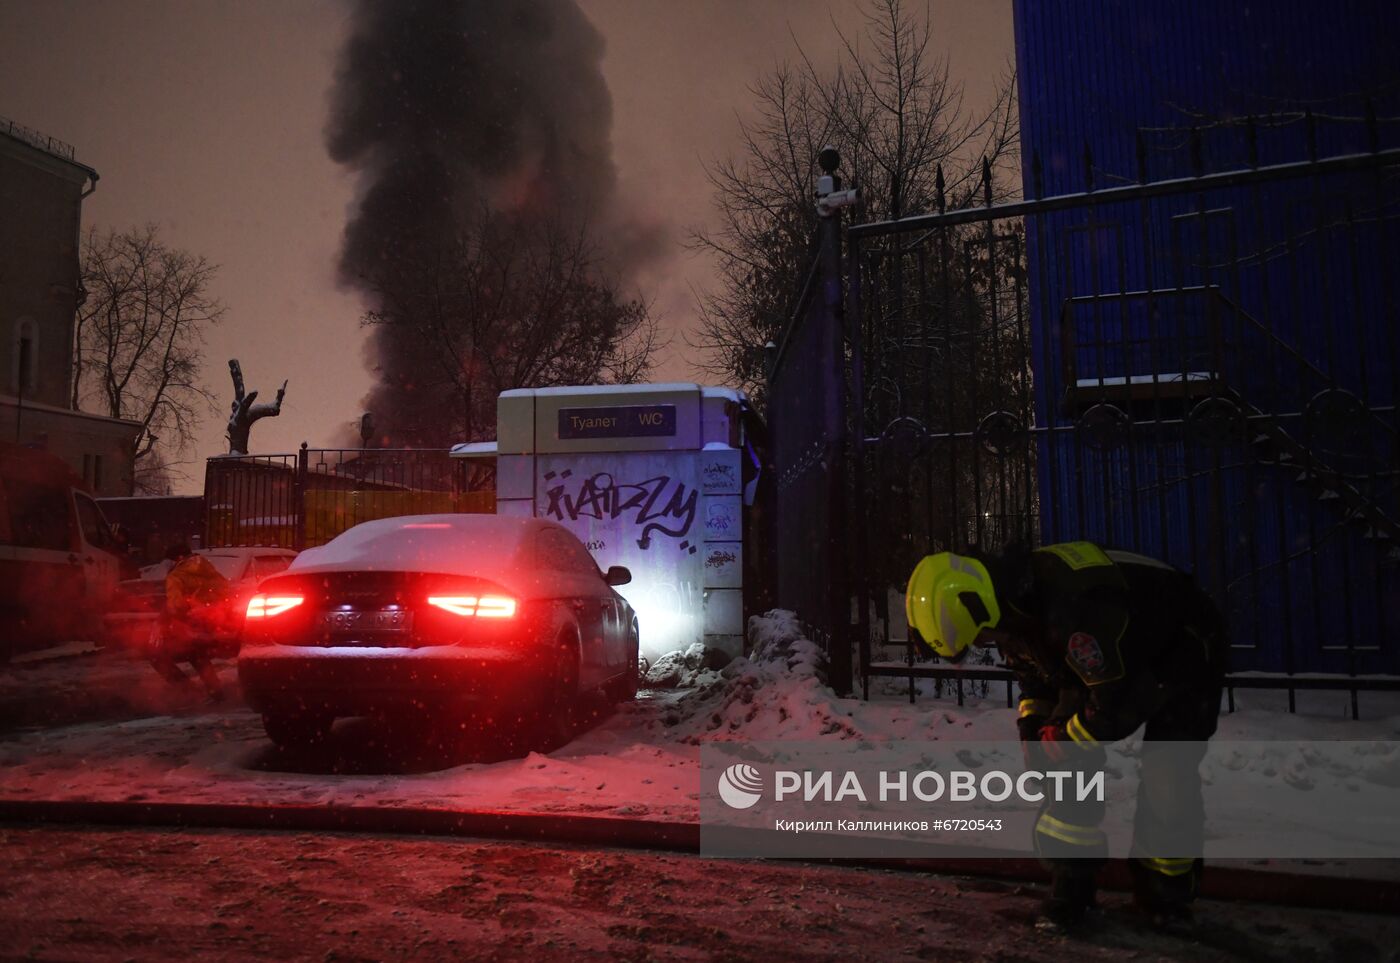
[[543, 469, 699, 550]]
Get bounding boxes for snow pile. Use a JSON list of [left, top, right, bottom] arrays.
[[641, 642, 731, 688], [746, 609, 829, 681], [651, 610, 992, 743]]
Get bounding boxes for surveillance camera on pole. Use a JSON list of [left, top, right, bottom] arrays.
[[815, 145, 861, 218]]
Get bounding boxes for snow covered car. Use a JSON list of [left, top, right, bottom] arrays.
[[102, 547, 298, 656], [237, 514, 640, 749]]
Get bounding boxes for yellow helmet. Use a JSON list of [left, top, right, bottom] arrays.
[[905, 552, 1001, 660]]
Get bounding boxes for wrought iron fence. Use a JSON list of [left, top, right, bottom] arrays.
[[203, 446, 494, 550], [1, 115, 76, 161], [835, 137, 1400, 714]]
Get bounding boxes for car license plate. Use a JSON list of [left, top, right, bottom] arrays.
[[319, 608, 413, 633]]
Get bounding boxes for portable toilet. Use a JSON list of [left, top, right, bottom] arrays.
[[489, 383, 749, 662]]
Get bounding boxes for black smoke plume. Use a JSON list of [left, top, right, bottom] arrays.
[[327, 0, 656, 446]]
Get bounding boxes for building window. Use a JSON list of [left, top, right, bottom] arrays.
[[83, 453, 104, 491], [12, 318, 38, 395]]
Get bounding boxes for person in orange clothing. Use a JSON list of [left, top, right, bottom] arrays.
[[148, 544, 231, 700]]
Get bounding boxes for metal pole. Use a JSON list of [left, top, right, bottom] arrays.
[[294, 442, 309, 551], [820, 200, 851, 696], [816, 148, 859, 696]]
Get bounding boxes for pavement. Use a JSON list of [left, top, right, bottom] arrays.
[[4, 825, 1397, 962]]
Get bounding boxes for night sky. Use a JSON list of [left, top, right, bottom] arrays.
[[0, 0, 1011, 487]]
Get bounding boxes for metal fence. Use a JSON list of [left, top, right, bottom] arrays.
[[203, 445, 494, 550], [1, 115, 76, 162], [823, 135, 1400, 713]]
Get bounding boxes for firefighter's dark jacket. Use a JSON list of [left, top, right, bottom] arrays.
[[986, 542, 1226, 746]]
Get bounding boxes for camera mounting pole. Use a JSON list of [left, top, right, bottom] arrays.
[[815, 145, 861, 218]]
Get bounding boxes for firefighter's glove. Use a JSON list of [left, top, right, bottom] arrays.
[[1038, 724, 1071, 764], [1017, 716, 1047, 765], [1017, 715, 1046, 743]]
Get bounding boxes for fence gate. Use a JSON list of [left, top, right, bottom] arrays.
[[845, 137, 1400, 708]]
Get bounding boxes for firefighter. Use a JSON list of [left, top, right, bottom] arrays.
[[149, 544, 230, 700], [905, 542, 1226, 930]]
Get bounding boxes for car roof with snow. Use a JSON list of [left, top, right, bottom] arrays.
[[203, 547, 299, 558], [285, 513, 584, 594]]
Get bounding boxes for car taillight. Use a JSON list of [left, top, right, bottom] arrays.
[[246, 594, 305, 618], [426, 595, 517, 618]]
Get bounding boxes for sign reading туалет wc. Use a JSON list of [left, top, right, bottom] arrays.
[[559, 405, 676, 440]]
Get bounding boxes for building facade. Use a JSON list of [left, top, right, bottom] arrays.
[[0, 116, 141, 495]]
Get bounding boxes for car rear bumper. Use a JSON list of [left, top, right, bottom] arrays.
[[237, 643, 544, 715]]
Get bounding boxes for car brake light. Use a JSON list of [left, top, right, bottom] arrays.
[[427, 595, 517, 618], [247, 594, 304, 618], [476, 596, 517, 618]]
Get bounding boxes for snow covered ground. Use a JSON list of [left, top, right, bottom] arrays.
[[0, 679, 701, 821], [4, 616, 1400, 959], [0, 612, 1000, 821], [1, 612, 1398, 845]]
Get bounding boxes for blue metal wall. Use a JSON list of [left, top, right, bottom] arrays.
[[1014, 1, 1400, 672], [1015, 1, 1400, 190]]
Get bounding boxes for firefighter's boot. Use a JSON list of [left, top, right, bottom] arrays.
[[1130, 858, 1199, 931], [1035, 868, 1098, 933]]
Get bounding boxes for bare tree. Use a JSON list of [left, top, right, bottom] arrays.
[[358, 206, 660, 447], [73, 224, 223, 490], [688, 0, 1018, 407], [133, 446, 176, 497]]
